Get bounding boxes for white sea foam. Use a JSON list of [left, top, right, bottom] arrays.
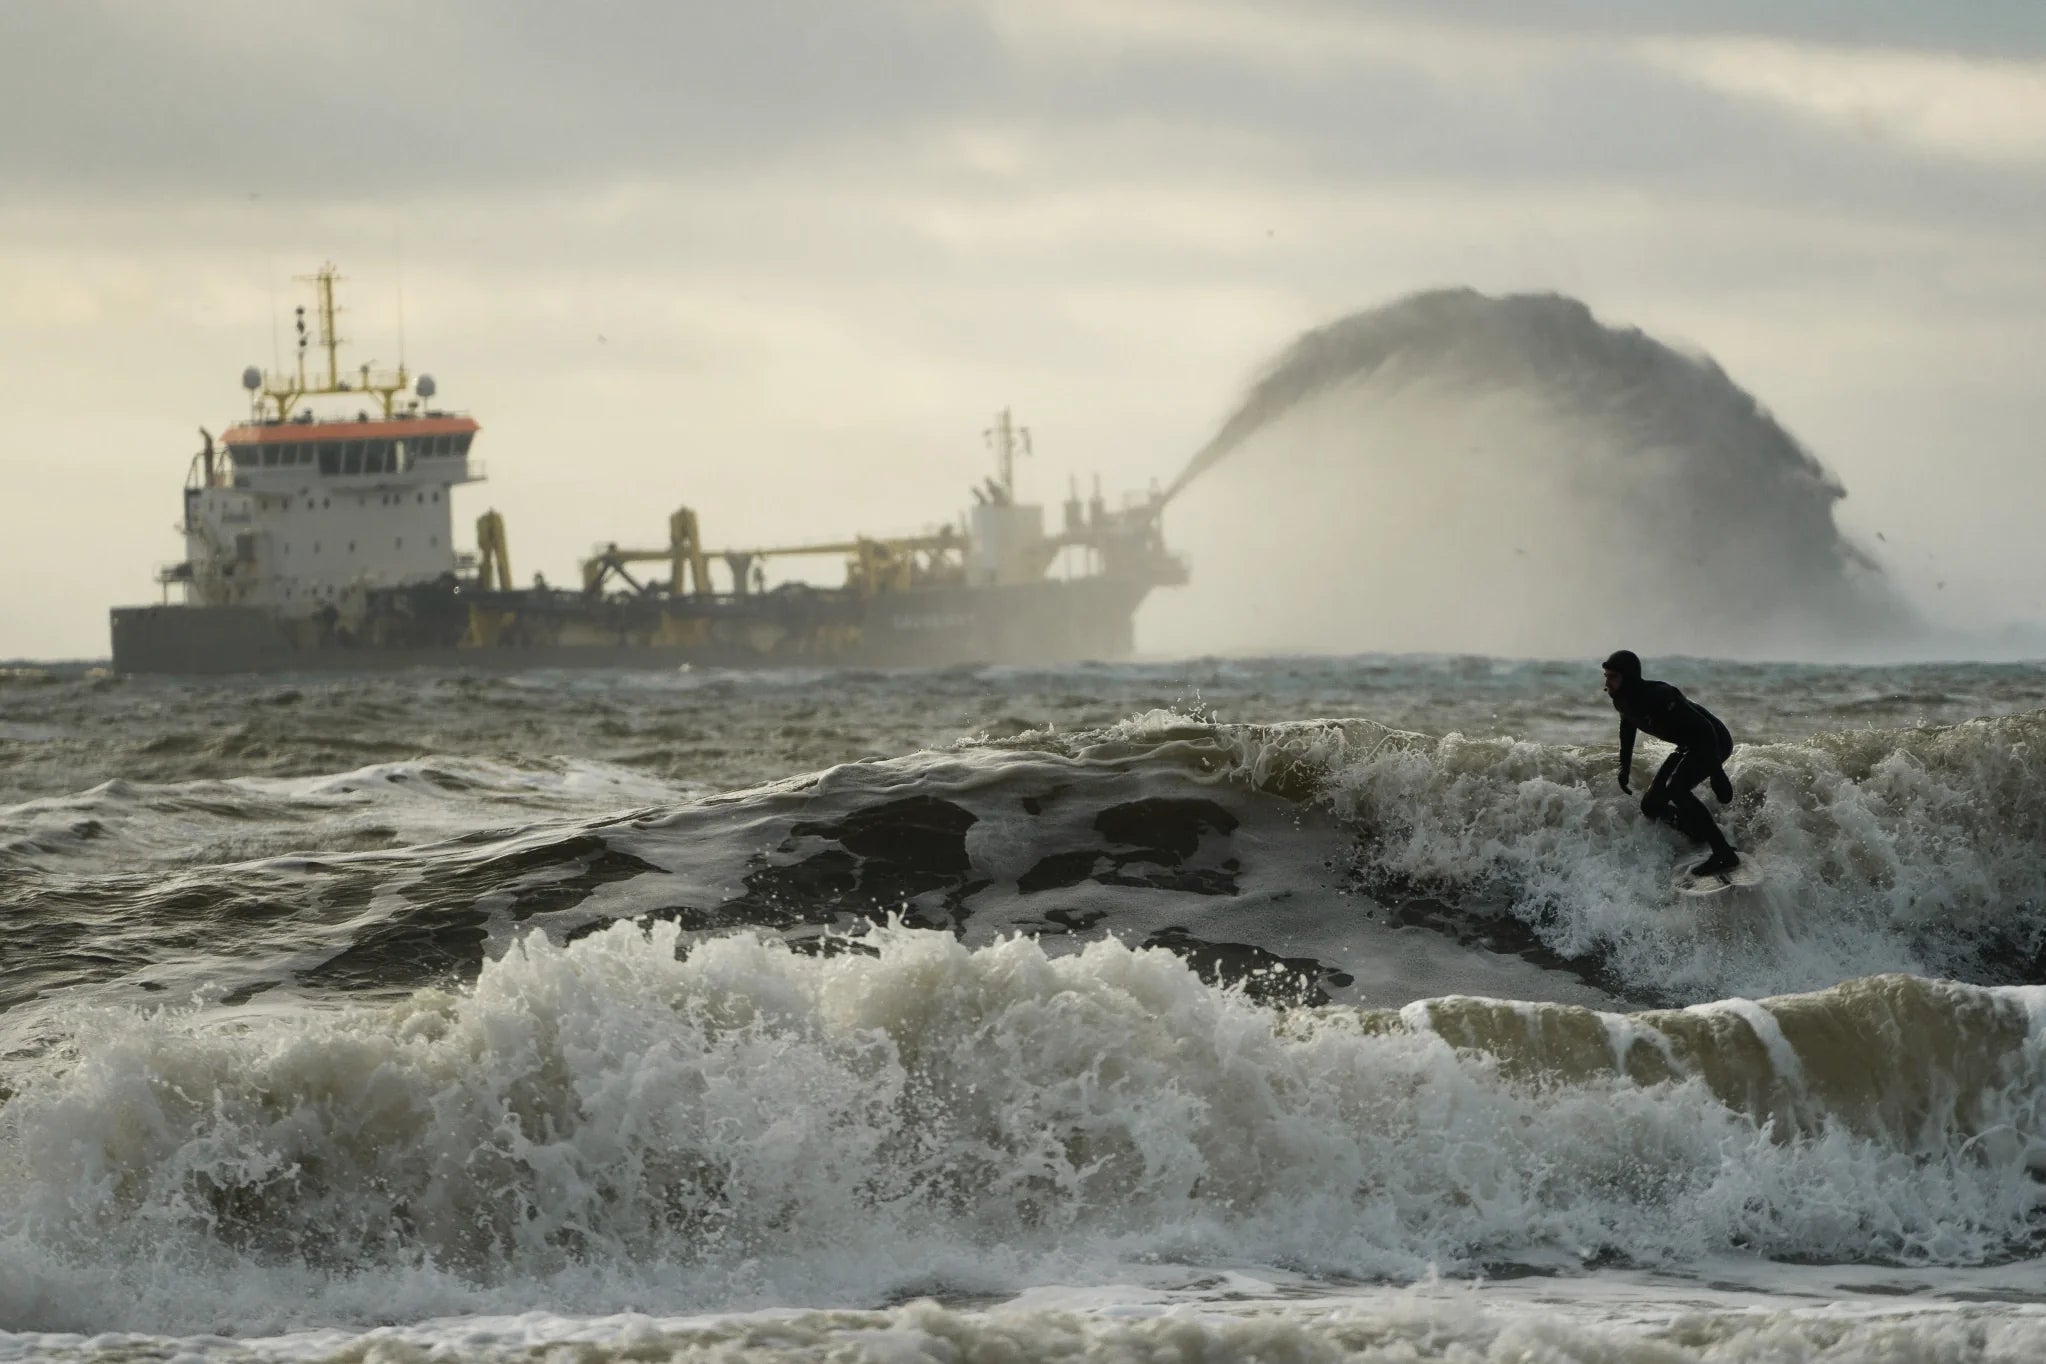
[[1, 927, 2040, 1336]]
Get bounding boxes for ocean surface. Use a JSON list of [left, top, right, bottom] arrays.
[[3, 652, 2044, 1362]]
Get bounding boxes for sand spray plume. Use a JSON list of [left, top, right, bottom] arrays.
[[1150, 289, 1917, 660]]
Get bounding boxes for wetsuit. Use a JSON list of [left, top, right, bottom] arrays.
[[1612, 676, 1736, 862]]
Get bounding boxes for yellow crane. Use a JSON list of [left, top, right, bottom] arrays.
[[475, 510, 513, 591]]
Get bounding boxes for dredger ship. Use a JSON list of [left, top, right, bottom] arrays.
[[109, 268, 1187, 675]]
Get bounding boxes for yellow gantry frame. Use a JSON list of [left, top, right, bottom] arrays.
[[582, 508, 711, 598], [579, 508, 966, 599]]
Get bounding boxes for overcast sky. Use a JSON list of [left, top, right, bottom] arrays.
[[3, 0, 2043, 660]]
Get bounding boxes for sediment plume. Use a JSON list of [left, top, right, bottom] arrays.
[[1151, 288, 1914, 660]]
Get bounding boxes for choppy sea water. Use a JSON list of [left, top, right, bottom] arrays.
[[2, 653, 2044, 1362]]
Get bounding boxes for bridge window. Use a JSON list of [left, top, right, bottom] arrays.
[[452, 432, 473, 456], [342, 442, 363, 475], [318, 444, 339, 476]]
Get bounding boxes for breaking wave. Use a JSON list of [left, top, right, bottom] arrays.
[[7, 709, 2046, 1044], [2, 927, 2042, 1335]]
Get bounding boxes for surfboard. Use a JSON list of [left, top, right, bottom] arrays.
[[1672, 852, 1765, 897]]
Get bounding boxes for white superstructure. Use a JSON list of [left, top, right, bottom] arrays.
[[176, 418, 480, 614], [160, 265, 484, 619], [966, 406, 1057, 586]]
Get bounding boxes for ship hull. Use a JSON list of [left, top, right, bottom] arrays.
[[110, 577, 1154, 676]]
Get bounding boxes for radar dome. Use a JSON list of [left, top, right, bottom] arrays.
[[241, 366, 262, 391], [416, 374, 437, 399]]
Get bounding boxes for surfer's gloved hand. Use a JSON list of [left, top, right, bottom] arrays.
[[1617, 775, 1631, 794], [1710, 769, 1733, 804]]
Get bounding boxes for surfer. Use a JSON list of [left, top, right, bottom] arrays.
[[1602, 650, 1739, 877]]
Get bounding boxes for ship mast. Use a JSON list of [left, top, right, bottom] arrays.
[[984, 407, 1032, 500], [256, 264, 413, 423], [311, 262, 341, 390]]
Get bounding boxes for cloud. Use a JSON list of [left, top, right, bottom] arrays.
[[1347, 0, 2046, 60], [0, 0, 1000, 198], [1641, 37, 2046, 165], [8, 0, 2037, 208]]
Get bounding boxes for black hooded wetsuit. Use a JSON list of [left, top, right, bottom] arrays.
[[1612, 676, 1736, 859]]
